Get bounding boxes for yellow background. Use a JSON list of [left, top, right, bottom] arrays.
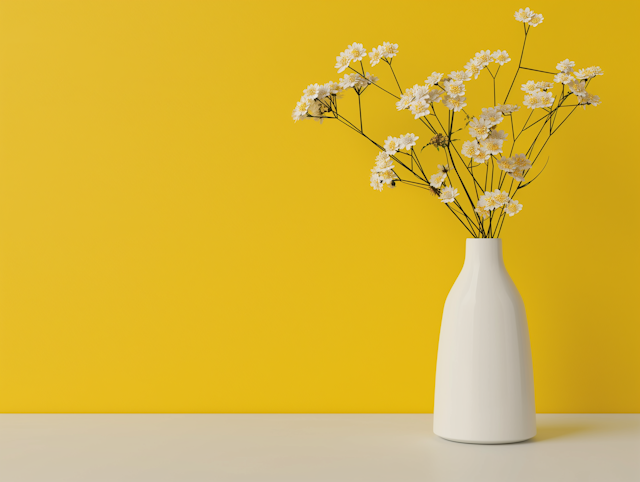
[[0, 0, 638, 413]]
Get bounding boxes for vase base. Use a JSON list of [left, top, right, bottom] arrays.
[[435, 432, 535, 445]]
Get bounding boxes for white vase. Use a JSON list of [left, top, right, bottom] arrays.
[[433, 238, 536, 444]]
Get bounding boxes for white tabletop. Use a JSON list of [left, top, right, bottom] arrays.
[[1, 414, 638, 482]]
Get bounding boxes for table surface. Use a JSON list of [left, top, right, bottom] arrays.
[[1, 414, 638, 482]]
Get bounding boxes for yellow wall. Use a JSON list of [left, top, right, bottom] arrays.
[[0, 0, 638, 413]]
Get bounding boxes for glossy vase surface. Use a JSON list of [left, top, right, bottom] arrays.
[[433, 238, 536, 444]]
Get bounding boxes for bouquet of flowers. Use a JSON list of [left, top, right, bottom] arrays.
[[292, 7, 602, 238]]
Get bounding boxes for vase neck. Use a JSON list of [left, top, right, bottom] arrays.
[[463, 239, 505, 270]]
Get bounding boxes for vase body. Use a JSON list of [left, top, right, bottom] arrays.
[[433, 239, 536, 444]]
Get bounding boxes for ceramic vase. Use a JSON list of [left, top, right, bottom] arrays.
[[433, 238, 536, 444]]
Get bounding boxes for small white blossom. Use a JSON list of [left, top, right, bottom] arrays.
[[506, 200, 523, 216], [443, 80, 465, 98], [442, 94, 467, 112], [346, 42, 367, 62], [449, 70, 472, 82], [554, 72, 574, 85], [556, 59, 575, 73], [568, 80, 587, 98], [491, 50, 511, 66], [384, 136, 401, 155], [496, 104, 520, 115], [468, 117, 492, 140], [480, 107, 503, 126], [514, 7, 535, 23], [382, 42, 399, 58], [396, 94, 413, 111], [369, 47, 383, 66], [429, 172, 447, 188], [461, 140, 480, 159], [474, 50, 493, 67], [528, 13, 544, 27], [465, 58, 484, 80], [410, 99, 431, 119], [480, 137, 504, 156], [425, 72, 445, 87], [399, 133, 419, 150], [439, 186, 459, 203]]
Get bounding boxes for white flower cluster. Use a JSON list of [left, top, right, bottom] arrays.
[[370, 152, 398, 192], [476, 190, 523, 219], [553, 59, 602, 107], [496, 153, 532, 182], [461, 108, 509, 163], [292, 82, 342, 123], [514, 7, 544, 27], [369, 42, 399, 66], [439, 186, 459, 204], [464, 50, 511, 80], [395, 74, 447, 118], [335, 42, 399, 73], [521, 80, 555, 109]]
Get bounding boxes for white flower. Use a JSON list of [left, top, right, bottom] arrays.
[[399, 133, 419, 150], [382, 42, 399, 58], [443, 80, 465, 98], [412, 84, 431, 101], [354, 73, 373, 89], [511, 153, 531, 170], [292, 108, 306, 122], [496, 156, 515, 173], [427, 89, 445, 103], [536, 81, 554, 91], [374, 151, 392, 170], [475, 206, 491, 219], [335, 52, 351, 73], [521, 80, 540, 94], [468, 117, 492, 140], [308, 99, 330, 122], [425, 72, 444, 87], [326, 81, 342, 95], [429, 172, 447, 188], [523, 91, 554, 109], [379, 170, 397, 185], [528, 13, 544, 27], [410, 99, 431, 119], [365, 72, 379, 84], [370, 172, 384, 191], [442, 95, 467, 112], [480, 107, 503, 126], [449, 70, 472, 82], [439, 186, 459, 203], [384, 136, 401, 154], [316, 84, 331, 100], [473, 146, 491, 164], [579, 91, 601, 107], [554, 72, 574, 85], [491, 50, 511, 66], [491, 189, 511, 206], [474, 50, 493, 66], [480, 137, 504, 156], [575, 66, 604, 80], [369, 47, 383, 66], [346, 43, 367, 62], [303, 84, 322, 100], [509, 168, 526, 182], [489, 129, 508, 141], [464, 58, 484, 80], [477, 192, 500, 211], [568, 80, 587, 98], [496, 104, 520, 115], [339, 73, 359, 90], [556, 59, 575, 73], [514, 7, 535, 23], [506, 200, 523, 216], [461, 140, 480, 158], [396, 94, 413, 111]]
